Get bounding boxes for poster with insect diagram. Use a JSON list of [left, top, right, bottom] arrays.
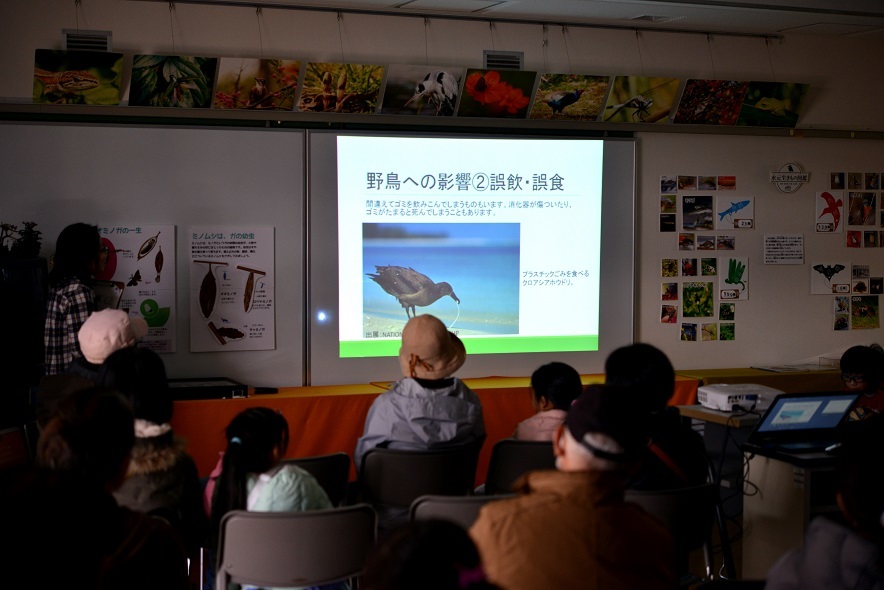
[[189, 226, 275, 352], [95, 224, 176, 353]]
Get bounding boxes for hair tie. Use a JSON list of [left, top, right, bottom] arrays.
[[230, 436, 242, 445], [408, 353, 434, 378], [458, 566, 486, 589]]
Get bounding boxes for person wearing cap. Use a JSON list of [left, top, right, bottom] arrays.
[[469, 384, 676, 590], [605, 343, 709, 490], [354, 314, 485, 471], [67, 308, 149, 382], [36, 308, 149, 429]]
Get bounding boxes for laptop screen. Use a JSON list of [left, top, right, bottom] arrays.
[[746, 392, 859, 451]]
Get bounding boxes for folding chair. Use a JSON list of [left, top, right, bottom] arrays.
[[282, 452, 351, 506], [216, 504, 377, 589], [409, 493, 514, 529], [483, 439, 555, 495]]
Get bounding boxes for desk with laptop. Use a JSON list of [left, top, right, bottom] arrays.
[[739, 391, 856, 579]]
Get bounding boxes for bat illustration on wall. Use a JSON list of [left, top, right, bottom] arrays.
[[812, 264, 846, 286]]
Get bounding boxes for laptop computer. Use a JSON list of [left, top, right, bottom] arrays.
[[742, 391, 859, 454]]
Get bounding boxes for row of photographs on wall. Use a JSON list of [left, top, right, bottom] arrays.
[[33, 49, 809, 127]]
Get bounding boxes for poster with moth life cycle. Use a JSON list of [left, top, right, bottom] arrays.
[[96, 224, 176, 353], [189, 226, 275, 352]]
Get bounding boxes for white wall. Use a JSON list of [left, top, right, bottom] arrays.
[[1, 1, 882, 380]]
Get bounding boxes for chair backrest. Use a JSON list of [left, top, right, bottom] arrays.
[[625, 483, 718, 581], [282, 452, 351, 506], [410, 493, 514, 529], [360, 443, 481, 508], [484, 439, 555, 495], [216, 504, 377, 589], [0, 426, 31, 472]]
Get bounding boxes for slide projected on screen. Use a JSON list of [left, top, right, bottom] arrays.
[[337, 135, 604, 358]]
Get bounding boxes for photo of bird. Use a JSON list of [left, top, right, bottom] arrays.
[[247, 77, 269, 108], [367, 265, 460, 319], [545, 88, 583, 115], [404, 70, 459, 115], [818, 192, 842, 230]]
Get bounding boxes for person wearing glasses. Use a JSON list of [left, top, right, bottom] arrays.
[[44, 223, 108, 375], [840, 344, 884, 421]]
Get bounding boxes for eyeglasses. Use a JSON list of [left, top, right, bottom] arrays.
[[842, 373, 867, 384]]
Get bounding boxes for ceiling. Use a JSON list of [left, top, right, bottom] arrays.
[[167, 0, 884, 38]]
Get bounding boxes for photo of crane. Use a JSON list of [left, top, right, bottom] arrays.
[[379, 64, 464, 116], [362, 223, 519, 336], [529, 73, 610, 121]]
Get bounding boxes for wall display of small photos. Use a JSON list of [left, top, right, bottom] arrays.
[[810, 260, 882, 330], [829, 172, 883, 248], [659, 174, 747, 342]]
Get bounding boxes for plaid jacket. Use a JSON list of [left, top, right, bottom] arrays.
[[44, 278, 95, 375]]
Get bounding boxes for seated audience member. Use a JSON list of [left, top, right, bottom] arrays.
[[99, 347, 207, 559], [605, 342, 709, 489], [765, 413, 884, 590], [208, 407, 335, 590], [840, 344, 884, 420], [354, 313, 485, 470], [0, 387, 189, 589], [36, 308, 148, 427], [363, 519, 502, 590], [469, 385, 676, 590], [513, 361, 583, 442], [69, 308, 148, 381]]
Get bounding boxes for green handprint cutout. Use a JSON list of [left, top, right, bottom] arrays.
[[725, 258, 746, 290]]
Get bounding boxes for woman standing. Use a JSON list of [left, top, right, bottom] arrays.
[[44, 223, 106, 375]]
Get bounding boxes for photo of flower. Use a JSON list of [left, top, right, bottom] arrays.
[[456, 69, 537, 119]]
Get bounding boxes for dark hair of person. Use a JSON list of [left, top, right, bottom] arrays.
[[98, 347, 173, 425], [604, 343, 675, 412], [530, 362, 583, 411], [840, 345, 884, 388], [834, 413, 884, 565], [209, 407, 290, 540], [36, 386, 134, 488], [48, 222, 101, 288], [362, 519, 502, 590]]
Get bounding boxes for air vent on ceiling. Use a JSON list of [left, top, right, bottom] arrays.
[[62, 29, 113, 52], [483, 50, 523, 71]]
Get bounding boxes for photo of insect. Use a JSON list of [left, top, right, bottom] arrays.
[[605, 94, 653, 121], [127, 269, 142, 287]]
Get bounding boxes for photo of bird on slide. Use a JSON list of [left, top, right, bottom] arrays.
[[529, 73, 609, 121], [362, 223, 519, 335], [379, 64, 464, 116]]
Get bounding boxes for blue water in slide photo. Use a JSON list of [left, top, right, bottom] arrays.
[[362, 223, 520, 335]]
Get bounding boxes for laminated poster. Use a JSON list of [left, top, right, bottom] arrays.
[[96, 224, 176, 353], [189, 226, 275, 352]]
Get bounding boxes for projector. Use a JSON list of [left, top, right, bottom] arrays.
[[697, 383, 783, 412]]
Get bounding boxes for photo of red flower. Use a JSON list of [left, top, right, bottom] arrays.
[[457, 68, 536, 119]]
